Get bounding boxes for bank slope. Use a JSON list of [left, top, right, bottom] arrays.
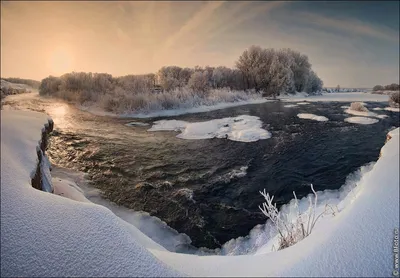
[[0, 110, 180, 277]]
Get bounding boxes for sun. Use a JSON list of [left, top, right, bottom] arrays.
[[48, 47, 74, 75]]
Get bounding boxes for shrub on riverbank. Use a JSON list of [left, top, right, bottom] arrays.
[[389, 91, 399, 108]]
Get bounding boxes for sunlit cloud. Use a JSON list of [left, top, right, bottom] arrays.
[[296, 11, 399, 43], [162, 1, 225, 51]]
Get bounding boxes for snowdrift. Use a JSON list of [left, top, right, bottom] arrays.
[[0, 110, 180, 277]]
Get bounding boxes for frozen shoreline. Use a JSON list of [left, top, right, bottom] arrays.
[[2, 108, 399, 277], [77, 92, 390, 119]]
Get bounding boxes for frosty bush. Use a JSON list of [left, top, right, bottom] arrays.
[[389, 91, 400, 108], [259, 184, 336, 250], [350, 102, 368, 112]]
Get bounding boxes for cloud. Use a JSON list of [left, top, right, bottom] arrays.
[[162, 1, 225, 51], [296, 11, 399, 43], [171, 1, 287, 59]]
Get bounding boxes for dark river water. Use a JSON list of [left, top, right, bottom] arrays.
[[3, 94, 399, 249]]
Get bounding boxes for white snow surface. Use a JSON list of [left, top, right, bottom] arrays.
[[148, 115, 271, 142], [283, 104, 298, 108], [297, 113, 329, 122], [151, 128, 400, 277], [0, 110, 181, 277], [385, 107, 400, 112], [344, 116, 379, 125]]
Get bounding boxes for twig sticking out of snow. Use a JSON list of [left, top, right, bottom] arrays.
[[259, 184, 336, 250]]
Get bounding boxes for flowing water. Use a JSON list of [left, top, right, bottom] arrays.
[[3, 93, 399, 250]]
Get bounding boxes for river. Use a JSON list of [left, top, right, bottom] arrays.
[[3, 93, 399, 250]]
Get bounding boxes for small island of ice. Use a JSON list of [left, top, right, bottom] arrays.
[[148, 115, 271, 142], [297, 113, 329, 122], [344, 116, 379, 125], [384, 107, 400, 112], [344, 108, 378, 117], [125, 121, 150, 127]]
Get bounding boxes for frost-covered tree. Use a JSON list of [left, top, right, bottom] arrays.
[[283, 49, 311, 93], [372, 85, 384, 91], [39, 76, 61, 96], [157, 66, 185, 91], [116, 74, 155, 94], [188, 71, 209, 93], [306, 70, 323, 94]]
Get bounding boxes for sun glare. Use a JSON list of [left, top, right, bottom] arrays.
[[48, 47, 74, 75]]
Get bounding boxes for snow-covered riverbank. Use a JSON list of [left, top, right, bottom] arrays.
[[1, 110, 399, 277]]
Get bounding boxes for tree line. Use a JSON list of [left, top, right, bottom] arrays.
[[39, 45, 323, 100], [372, 83, 400, 92], [2, 77, 40, 89]]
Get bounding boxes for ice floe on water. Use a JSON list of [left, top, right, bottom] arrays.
[[125, 121, 150, 127], [384, 107, 400, 112], [297, 113, 329, 122], [376, 114, 389, 119], [283, 104, 298, 108], [296, 102, 310, 105], [344, 108, 378, 117], [148, 115, 271, 142], [344, 116, 379, 125], [372, 107, 383, 111]]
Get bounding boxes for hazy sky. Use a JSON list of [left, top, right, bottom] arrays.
[[1, 1, 399, 87]]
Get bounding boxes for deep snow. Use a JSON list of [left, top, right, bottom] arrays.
[[0, 110, 181, 277]]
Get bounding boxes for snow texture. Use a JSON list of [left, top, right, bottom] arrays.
[[344, 116, 379, 125], [283, 104, 298, 108], [297, 113, 329, 122], [148, 115, 271, 142], [296, 102, 310, 105], [0, 110, 181, 277]]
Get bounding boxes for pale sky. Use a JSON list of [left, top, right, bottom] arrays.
[[1, 1, 399, 87]]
